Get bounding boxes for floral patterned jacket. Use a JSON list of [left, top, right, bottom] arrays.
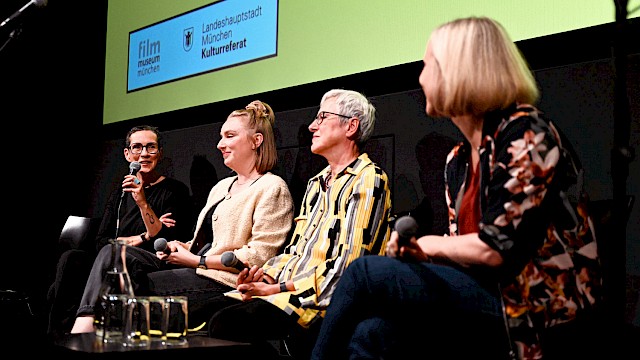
[[444, 104, 602, 359]]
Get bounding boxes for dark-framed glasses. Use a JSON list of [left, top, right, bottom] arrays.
[[129, 142, 159, 154], [313, 111, 351, 125]]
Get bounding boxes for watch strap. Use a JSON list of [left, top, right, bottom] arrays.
[[198, 255, 208, 269]]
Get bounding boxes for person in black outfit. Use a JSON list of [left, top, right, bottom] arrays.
[[47, 125, 194, 338]]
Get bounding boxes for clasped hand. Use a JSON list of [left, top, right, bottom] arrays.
[[235, 266, 278, 301]]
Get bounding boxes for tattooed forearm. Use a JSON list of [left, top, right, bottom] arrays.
[[146, 212, 156, 224]]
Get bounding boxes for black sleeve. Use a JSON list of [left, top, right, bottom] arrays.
[[94, 185, 121, 252], [152, 179, 195, 243]]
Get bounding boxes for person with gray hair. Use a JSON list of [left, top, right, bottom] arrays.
[[319, 88, 377, 149], [205, 89, 393, 360]]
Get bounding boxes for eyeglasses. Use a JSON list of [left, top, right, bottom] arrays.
[[129, 142, 159, 154], [313, 111, 351, 125]]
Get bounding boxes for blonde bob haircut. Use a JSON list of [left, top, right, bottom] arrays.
[[229, 100, 277, 174], [427, 16, 539, 117]]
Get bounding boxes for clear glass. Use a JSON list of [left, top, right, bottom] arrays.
[[164, 296, 188, 345], [94, 239, 135, 343], [148, 296, 168, 343], [124, 296, 151, 348]]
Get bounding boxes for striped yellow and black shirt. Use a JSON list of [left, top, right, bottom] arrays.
[[259, 153, 392, 328]]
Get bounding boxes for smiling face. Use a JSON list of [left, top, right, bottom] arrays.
[[217, 114, 259, 174], [124, 130, 161, 174]]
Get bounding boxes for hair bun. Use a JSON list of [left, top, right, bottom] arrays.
[[245, 100, 274, 126], [246, 100, 267, 114]]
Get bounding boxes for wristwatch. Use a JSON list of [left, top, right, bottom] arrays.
[[198, 255, 208, 269]]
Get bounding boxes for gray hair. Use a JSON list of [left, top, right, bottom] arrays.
[[320, 89, 376, 148]]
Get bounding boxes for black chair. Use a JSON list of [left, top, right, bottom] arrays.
[[47, 215, 101, 339], [57, 215, 101, 254]]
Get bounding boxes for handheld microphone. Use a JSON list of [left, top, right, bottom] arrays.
[[129, 161, 142, 174], [115, 161, 142, 237], [153, 238, 172, 255], [221, 251, 249, 272], [395, 216, 418, 248], [121, 161, 142, 198], [1, 0, 48, 28]]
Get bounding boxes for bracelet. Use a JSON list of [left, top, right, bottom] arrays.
[[140, 232, 147, 242], [279, 281, 287, 293]]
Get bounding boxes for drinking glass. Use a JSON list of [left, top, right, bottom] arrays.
[[164, 296, 188, 345], [148, 296, 168, 343], [124, 296, 150, 348], [94, 240, 135, 343], [95, 293, 128, 343]]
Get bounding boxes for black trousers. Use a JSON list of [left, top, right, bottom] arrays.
[[208, 299, 321, 360], [47, 249, 94, 338]]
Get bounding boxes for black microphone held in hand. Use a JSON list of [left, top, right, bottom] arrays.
[[115, 161, 143, 237], [129, 161, 142, 175], [121, 161, 142, 198], [395, 216, 419, 248], [153, 238, 172, 255], [221, 251, 249, 272]]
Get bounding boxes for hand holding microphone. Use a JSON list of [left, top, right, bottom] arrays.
[[395, 216, 419, 248], [392, 216, 431, 263], [221, 251, 249, 272], [121, 161, 142, 198], [223, 252, 273, 286], [154, 238, 172, 255], [116, 161, 142, 237], [387, 216, 418, 259]]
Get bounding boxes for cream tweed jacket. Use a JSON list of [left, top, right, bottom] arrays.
[[190, 172, 294, 287]]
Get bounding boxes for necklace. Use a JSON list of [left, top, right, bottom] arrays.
[[225, 175, 263, 199], [236, 176, 262, 186]]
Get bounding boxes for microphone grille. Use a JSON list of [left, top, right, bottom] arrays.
[[221, 251, 237, 267], [395, 216, 418, 238], [35, 0, 48, 7], [153, 238, 167, 252], [130, 161, 142, 172]]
